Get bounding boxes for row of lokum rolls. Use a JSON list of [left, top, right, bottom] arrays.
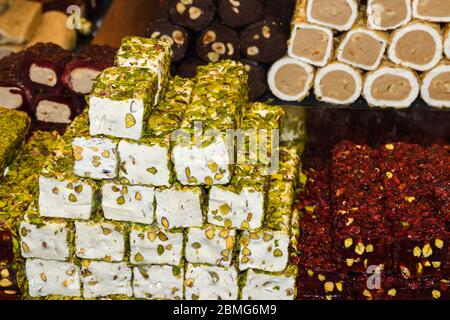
[[3, 36, 304, 300], [0, 42, 116, 131], [268, 0, 450, 108], [296, 141, 449, 300], [146, 0, 297, 100]]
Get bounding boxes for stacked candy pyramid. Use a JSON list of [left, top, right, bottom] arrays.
[[13, 36, 302, 300]]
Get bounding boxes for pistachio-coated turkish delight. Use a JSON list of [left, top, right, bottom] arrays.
[[185, 225, 236, 267], [130, 225, 183, 266], [80, 260, 132, 299], [89, 67, 158, 141], [0, 108, 30, 175], [118, 136, 173, 187], [133, 265, 184, 300], [184, 264, 239, 300], [207, 184, 266, 230], [239, 230, 290, 273], [155, 184, 204, 229], [241, 267, 297, 300], [115, 36, 172, 104], [265, 181, 295, 232], [102, 182, 155, 224]]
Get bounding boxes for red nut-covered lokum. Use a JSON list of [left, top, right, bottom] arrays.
[[297, 168, 350, 300], [332, 141, 392, 273], [379, 142, 447, 280]]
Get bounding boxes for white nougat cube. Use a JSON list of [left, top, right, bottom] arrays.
[[102, 183, 155, 224], [26, 259, 81, 297], [133, 265, 184, 300], [81, 261, 132, 298], [239, 230, 290, 273], [89, 97, 146, 141], [185, 264, 238, 300], [155, 186, 203, 229], [72, 137, 118, 180], [39, 176, 93, 220], [185, 226, 235, 267], [172, 132, 231, 185], [207, 185, 265, 230], [241, 269, 296, 300], [20, 220, 69, 261], [118, 140, 171, 186], [75, 221, 125, 261], [130, 226, 183, 265]]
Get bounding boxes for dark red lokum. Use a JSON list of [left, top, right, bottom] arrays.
[[22, 43, 73, 91], [32, 90, 85, 124], [0, 52, 32, 111], [297, 168, 350, 300], [62, 44, 117, 95], [0, 222, 20, 300], [379, 143, 447, 280], [332, 141, 392, 273]]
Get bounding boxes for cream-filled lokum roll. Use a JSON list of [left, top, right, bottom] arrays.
[[388, 21, 443, 71], [412, 0, 450, 23], [337, 19, 388, 71], [421, 61, 450, 108], [444, 24, 450, 59], [314, 62, 362, 105], [306, 0, 359, 31], [268, 56, 314, 102], [367, 0, 412, 30], [288, 0, 334, 67], [363, 62, 420, 108]]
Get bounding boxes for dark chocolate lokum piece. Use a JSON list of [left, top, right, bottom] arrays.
[[169, 0, 216, 32], [22, 43, 73, 91], [0, 52, 32, 111], [218, 0, 264, 29], [196, 25, 240, 63], [241, 59, 267, 101], [146, 20, 189, 63], [62, 44, 117, 95], [176, 56, 206, 78], [240, 20, 288, 63]]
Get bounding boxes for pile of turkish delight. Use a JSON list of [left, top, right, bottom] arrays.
[[7, 36, 302, 300]]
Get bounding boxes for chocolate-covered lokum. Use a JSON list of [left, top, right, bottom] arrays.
[[22, 43, 73, 91], [218, 0, 264, 29], [196, 25, 240, 63], [0, 52, 32, 111], [147, 20, 189, 63], [176, 56, 206, 78], [62, 45, 117, 95], [241, 59, 267, 101], [240, 20, 288, 63], [169, 0, 216, 31]]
